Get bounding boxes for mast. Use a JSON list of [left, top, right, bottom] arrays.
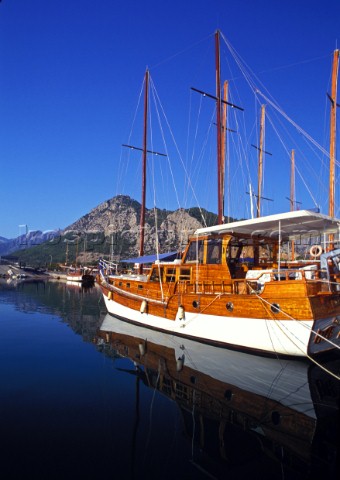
[[139, 69, 149, 273], [329, 49, 339, 219], [123, 70, 166, 272], [221, 80, 228, 222], [191, 32, 243, 224], [215, 30, 223, 225], [290, 149, 295, 260], [328, 49, 339, 250], [257, 105, 266, 217], [290, 149, 295, 212]]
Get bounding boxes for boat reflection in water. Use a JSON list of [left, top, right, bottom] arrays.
[[96, 314, 340, 479]]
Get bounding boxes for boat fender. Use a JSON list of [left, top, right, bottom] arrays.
[[108, 291, 112, 300], [138, 342, 146, 356], [310, 245, 322, 257], [140, 299, 148, 314], [176, 355, 184, 372], [177, 305, 185, 320]]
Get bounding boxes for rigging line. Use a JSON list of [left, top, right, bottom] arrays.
[[221, 32, 336, 173], [149, 33, 213, 70], [186, 93, 204, 207], [220, 32, 261, 96], [191, 390, 196, 460], [185, 89, 194, 200], [180, 293, 223, 328], [184, 92, 217, 227], [191, 108, 216, 204], [264, 110, 319, 208], [149, 78, 208, 239], [151, 87, 207, 228], [295, 163, 319, 209], [248, 283, 340, 352], [258, 53, 332, 75], [117, 76, 145, 198], [149, 78, 179, 208], [147, 86, 165, 300], [247, 285, 340, 380], [256, 90, 331, 158], [144, 361, 162, 465]]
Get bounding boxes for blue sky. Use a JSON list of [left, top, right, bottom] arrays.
[[0, 0, 339, 239]]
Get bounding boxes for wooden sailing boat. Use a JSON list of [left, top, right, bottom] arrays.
[[97, 36, 340, 360], [66, 236, 95, 284]]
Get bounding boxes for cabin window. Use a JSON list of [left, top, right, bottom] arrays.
[[184, 240, 204, 263], [150, 266, 163, 282], [165, 268, 176, 283], [207, 238, 222, 264], [179, 268, 191, 281]]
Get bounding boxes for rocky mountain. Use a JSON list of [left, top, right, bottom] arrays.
[[64, 195, 213, 261], [2, 195, 221, 265]]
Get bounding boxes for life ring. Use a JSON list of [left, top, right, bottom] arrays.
[[310, 245, 322, 257]]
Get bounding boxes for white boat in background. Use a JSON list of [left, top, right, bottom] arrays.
[[66, 267, 95, 284]]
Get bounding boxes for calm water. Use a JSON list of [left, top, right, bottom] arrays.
[[0, 279, 339, 480]]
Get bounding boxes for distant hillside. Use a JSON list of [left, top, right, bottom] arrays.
[[8, 195, 228, 267], [0, 230, 60, 257]]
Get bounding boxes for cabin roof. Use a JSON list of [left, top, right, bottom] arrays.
[[195, 210, 340, 240]]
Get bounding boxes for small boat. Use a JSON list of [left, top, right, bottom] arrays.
[[97, 33, 340, 360], [96, 314, 340, 477], [66, 267, 95, 284]]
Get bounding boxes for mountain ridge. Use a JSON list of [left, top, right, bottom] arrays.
[[2, 195, 225, 265]]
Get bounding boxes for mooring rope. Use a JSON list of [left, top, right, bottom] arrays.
[[247, 283, 340, 381]]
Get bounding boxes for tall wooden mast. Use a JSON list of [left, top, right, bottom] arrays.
[[290, 149, 295, 212], [290, 149, 295, 260], [328, 50, 339, 250], [122, 69, 166, 272], [221, 80, 228, 222], [191, 32, 243, 225], [257, 105, 266, 217], [329, 49, 339, 219], [139, 69, 149, 272], [215, 30, 223, 225]]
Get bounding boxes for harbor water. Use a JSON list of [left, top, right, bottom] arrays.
[[0, 279, 339, 479]]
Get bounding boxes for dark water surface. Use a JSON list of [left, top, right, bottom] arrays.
[[1, 279, 339, 479]]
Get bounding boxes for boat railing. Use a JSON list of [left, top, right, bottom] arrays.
[[176, 265, 332, 296]]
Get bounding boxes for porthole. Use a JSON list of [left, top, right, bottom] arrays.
[[192, 300, 199, 308], [271, 303, 280, 313], [226, 302, 234, 312]]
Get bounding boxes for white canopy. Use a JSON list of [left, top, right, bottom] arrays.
[[195, 210, 340, 240]]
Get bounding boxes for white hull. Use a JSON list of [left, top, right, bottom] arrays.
[[103, 295, 316, 357], [100, 314, 316, 417], [66, 275, 83, 282]]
